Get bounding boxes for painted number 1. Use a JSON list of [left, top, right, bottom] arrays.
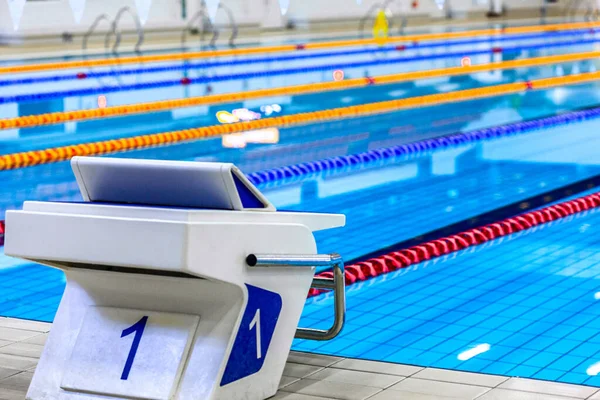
[[249, 309, 262, 359], [120, 316, 148, 380]]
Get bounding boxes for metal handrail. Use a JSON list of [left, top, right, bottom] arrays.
[[247, 253, 346, 341], [218, 3, 239, 48], [564, 0, 593, 20], [182, 3, 238, 49], [82, 13, 113, 53], [181, 9, 211, 49], [106, 6, 145, 54]]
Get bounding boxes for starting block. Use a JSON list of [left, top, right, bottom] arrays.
[[5, 157, 346, 400]]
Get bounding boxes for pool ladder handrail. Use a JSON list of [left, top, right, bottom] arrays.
[[182, 2, 239, 50], [83, 8, 144, 56], [82, 13, 113, 54], [359, 0, 407, 39], [564, 0, 598, 21], [106, 6, 145, 54], [247, 253, 346, 341], [82, 13, 126, 87]]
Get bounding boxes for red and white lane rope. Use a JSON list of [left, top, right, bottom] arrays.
[[308, 191, 600, 297]]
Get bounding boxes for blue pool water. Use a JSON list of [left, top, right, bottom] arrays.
[[3, 28, 600, 386], [294, 207, 600, 386]]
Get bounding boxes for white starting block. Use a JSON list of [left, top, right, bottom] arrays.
[[5, 157, 346, 400]]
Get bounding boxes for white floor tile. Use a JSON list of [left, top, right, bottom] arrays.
[[0, 369, 19, 382], [283, 378, 382, 400], [499, 378, 598, 399], [477, 388, 581, 400], [21, 334, 47, 346], [0, 371, 34, 391], [271, 393, 335, 400], [0, 387, 28, 400], [0, 343, 44, 359], [0, 354, 38, 371], [279, 376, 301, 389], [283, 363, 323, 379], [413, 368, 508, 388], [332, 359, 422, 377], [368, 389, 466, 400], [0, 328, 40, 343], [308, 368, 403, 389], [585, 389, 600, 399], [389, 377, 490, 399], [287, 352, 343, 368], [0, 319, 50, 334]]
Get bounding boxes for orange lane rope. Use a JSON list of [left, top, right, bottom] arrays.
[[2, 71, 600, 171], [1, 21, 600, 75], [3, 49, 600, 131]]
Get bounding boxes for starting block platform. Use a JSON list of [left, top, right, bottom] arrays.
[[5, 157, 346, 400]]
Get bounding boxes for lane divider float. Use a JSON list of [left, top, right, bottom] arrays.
[[3, 71, 600, 171], [1, 27, 597, 89], [5, 34, 600, 106], [2, 105, 600, 247], [246, 106, 600, 187], [1, 21, 600, 75], [4, 50, 600, 130], [308, 191, 600, 296]]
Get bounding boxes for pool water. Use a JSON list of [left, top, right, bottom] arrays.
[[294, 207, 600, 386], [3, 26, 600, 387]]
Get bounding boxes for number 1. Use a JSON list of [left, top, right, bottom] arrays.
[[120, 316, 148, 380], [249, 309, 262, 359]]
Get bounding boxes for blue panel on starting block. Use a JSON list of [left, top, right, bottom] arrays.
[[220, 284, 282, 386]]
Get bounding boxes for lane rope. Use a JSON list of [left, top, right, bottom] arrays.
[[3, 71, 600, 171], [308, 191, 600, 297], [1, 27, 597, 89], [246, 106, 600, 187], [4, 49, 600, 130], [2, 104, 600, 248], [2, 21, 600, 75], [5, 34, 600, 106]]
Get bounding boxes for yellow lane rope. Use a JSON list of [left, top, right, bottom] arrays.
[[1, 21, 599, 75], [3, 49, 600, 130], [1, 71, 599, 171]]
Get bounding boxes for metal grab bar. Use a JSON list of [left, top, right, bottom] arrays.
[[181, 9, 211, 49], [218, 3, 239, 48], [106, 6, 145, 54], [247, 253, 346, 341], [182, 2, 238, 49], [564, 0, 597, 21], [82, 13, 112, 53], [82, 13, 123, 87]]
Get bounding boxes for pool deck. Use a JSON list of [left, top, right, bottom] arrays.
[[0, 318, 598, 400]]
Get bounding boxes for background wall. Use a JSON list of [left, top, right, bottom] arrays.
[[0, 0, 566, 37]]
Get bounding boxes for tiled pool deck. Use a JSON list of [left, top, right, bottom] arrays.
[[1, 318, 600, 400]]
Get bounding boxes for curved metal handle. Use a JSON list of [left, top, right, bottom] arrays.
[[82, 13, 112, 53], [181, 9, 210, 50], [217, 3, 239, 48], [107, 6, 144, 54], [564, 0, 585, 19], [247, 253, 346, 341], [203, 3, 238, 48]]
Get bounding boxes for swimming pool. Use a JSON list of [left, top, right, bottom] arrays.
[[3, 23, 600, 387]]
